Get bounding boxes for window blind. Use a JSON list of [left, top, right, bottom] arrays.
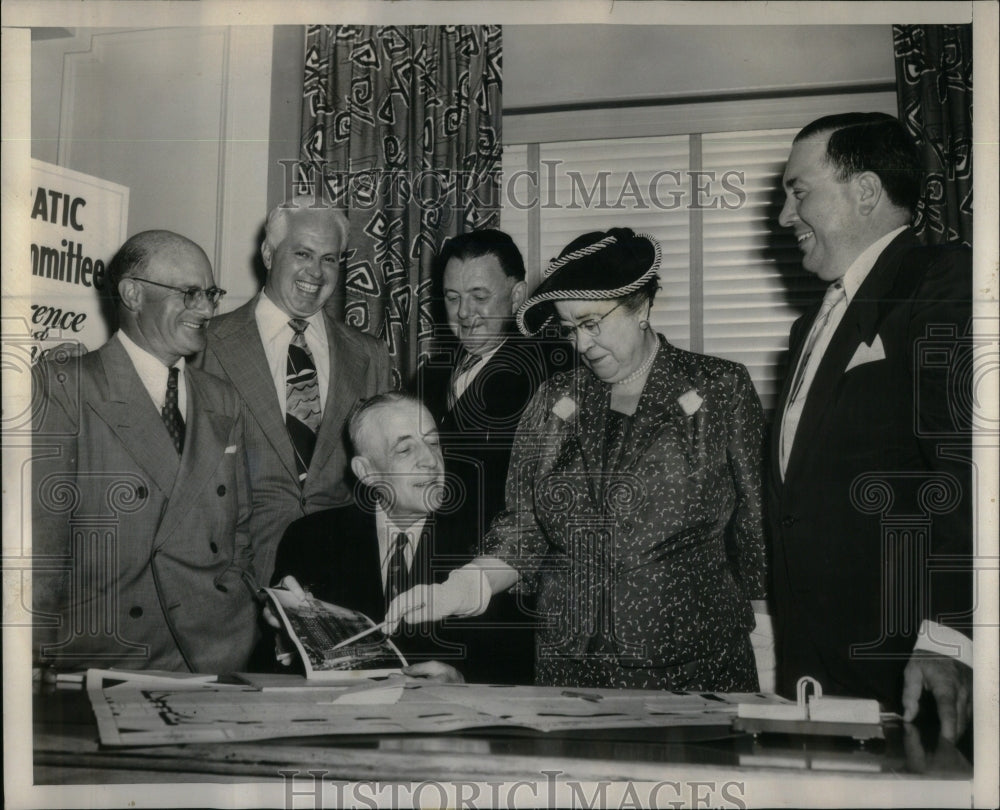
[[499, 104, 892, 413], [533, 136, 692, 349], [700, 129, 826, 412]]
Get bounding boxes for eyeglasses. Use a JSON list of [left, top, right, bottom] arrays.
[[555, 301, 626, 341], [133, 278, 227, 309]]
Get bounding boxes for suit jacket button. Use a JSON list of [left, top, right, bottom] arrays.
[[217, 485, 226, 496], [215, 582, 228, 593], [129, 606, 143, 618], [210, 542, 219, 553], [135, 485, 147, 499], [781, 515, 796, 527]]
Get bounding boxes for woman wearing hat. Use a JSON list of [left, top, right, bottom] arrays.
[[389, 228, 769, 691]]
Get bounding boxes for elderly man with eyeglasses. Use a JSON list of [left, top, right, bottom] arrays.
[[31, 230, 260, 674]]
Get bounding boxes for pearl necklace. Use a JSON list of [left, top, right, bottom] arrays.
[[615, 340, 658, 387]]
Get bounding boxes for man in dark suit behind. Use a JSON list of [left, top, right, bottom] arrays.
[[199, 198, 391, 588], [32, 231, 259, 673], [413, 229, 571, 683], [767, 113, 973, 739]]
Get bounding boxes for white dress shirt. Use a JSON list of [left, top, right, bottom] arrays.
[[375, 504, 428, 593], [255, 292, 330, 419], [779, 225, 971, 666], [117, 329, 188, 418], [779, 226, 907, 477]]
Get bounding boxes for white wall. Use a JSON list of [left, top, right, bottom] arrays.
[[503, 25, 896, 109], [31, 26, 274, 308]]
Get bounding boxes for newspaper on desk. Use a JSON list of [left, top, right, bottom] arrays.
[[88, 680, 793, 747]]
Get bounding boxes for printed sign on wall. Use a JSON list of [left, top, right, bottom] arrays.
[[28, 159, 129, 361]]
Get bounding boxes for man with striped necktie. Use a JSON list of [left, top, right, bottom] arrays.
[[200, 199, 392, 589], [31, 231, 259, 673], [271, 391, 463, 682]]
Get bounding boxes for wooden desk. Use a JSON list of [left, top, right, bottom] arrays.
[[34, 686, 972, 789]]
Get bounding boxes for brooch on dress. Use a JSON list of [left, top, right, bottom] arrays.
[[677, 389, 703, 415], [552, 396, 577, 421]]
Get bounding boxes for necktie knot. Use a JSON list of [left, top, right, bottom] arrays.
[[289, 318, 308, 336], [458, 350, 483, 375], [819, 282, 845, 316], [166, 365, 179, 390]]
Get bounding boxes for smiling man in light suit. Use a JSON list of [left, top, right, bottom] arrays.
[[32, 230, 259, 673], [199, 199, 391, 587], [767, 113, 973, 739]]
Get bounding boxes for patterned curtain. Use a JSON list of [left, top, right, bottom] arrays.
[[299, 25, 503, 387], [893, 24, 973, 246]]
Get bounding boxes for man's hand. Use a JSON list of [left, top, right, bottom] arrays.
[[262, 575, 310, 629], [902, 650, 972, 741], [262, 576, 311, 666], [402, 661, 465, 684]]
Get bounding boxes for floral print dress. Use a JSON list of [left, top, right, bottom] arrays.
[[484, 335, 767, 690]]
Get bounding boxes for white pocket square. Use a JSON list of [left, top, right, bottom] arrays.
[[224, 445, 238, 454], [845, 335, 886, 372]]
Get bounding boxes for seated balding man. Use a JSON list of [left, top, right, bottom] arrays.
[[271, 392, 465, 682]]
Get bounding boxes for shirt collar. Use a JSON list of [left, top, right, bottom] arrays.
[[375, 502, 429, 545], [118, 328, 186, 377], [460, 338, 506, 372], [840, 226, 908, 304], [256, 291, 327, 344]]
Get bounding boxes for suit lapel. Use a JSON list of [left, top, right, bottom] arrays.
[[212, 297, 298, 480], [769, 313, 813, 491], [90, 338, 179, 496], [784, 231, 914, 481], [353, 506, 386, 620], [155, 369, 231, 545]]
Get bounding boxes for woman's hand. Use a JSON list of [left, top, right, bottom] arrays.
[[750, 611, 775, 693], [384, 565, 497, 633]]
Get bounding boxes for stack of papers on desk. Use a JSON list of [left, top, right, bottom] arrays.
[[87, 681, 794, 747]]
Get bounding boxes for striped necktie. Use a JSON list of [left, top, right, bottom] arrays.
[[385, 532, 409, 602], [286, 318, 321, 483], [161, 366, 185, 455]]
